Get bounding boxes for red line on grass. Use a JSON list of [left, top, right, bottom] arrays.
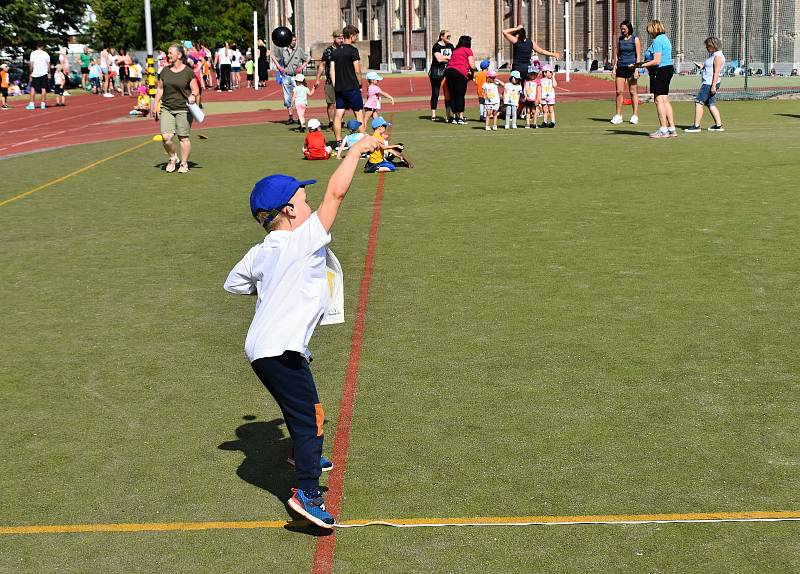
[[311, 172, 386, 574]]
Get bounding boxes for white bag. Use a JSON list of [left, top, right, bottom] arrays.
[[319, 249, 345, 325], [188, 102, 205, 123]]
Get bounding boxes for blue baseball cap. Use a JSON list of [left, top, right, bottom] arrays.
[[371, 117, 391, 130], [480, 59, 490, 70], [510, 70, 521, 79], [250, 174, 316, 223], [346, 119, 362, 131]]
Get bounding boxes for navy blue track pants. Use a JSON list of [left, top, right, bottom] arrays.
[[251, 352, 324, 493]]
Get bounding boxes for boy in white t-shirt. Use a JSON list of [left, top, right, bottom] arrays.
[[482, 69, 501, 131], [224, 135, 382, 529]]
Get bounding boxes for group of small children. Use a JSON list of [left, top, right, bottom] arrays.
[[301, 115, 412, 171], [292, 71, 395, 132], [479, 60, 558, 130]]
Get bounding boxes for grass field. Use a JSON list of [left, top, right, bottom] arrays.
[[2, 100, 799, 573]]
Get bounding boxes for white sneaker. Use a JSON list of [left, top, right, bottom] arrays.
[[40, 102, 46, 109], [491, 125, 497, 130], [485, 126, 491, 131], [103, 93, 114, 98], [610, 114, 623, 125], [504, 125, 510, 129], [629, 115, 639, 125], [63, 91, 71, 96]]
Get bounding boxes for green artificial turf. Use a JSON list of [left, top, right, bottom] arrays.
[[1, 100, 799, 573]]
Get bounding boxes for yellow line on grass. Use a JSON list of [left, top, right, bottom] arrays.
[[2, 510, 799, 535], [0, 140, 151, 208]]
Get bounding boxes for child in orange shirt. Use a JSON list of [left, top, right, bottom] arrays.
[[302, 119, 332, 160], [473, 60, 490, 121]]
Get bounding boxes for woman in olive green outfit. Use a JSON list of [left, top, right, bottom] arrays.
[[153, 44, 199, 173]]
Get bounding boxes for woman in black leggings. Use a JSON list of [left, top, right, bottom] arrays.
[[428, 30, 454, 121], [443, 36, 477, 124]]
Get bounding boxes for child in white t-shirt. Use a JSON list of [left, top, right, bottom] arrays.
[[53, 64, 66, 106], [223, 135, 382, 530], [539, 65, 557, 128], [523, 70, 540, 129], [291, 73, 315, 131], [503, 70, 522, 129], [482, 69, 501, 131]]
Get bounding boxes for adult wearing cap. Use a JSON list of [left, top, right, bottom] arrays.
[[502, 25, 561, 82], [271, 34, 308, 125], [428, 30, 454, 121], [316, 30, 344, 129], [223, 134, 382, 529], [443, 36, 477, 124]]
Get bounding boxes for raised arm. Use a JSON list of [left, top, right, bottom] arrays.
[[531, 41, 561, 60], [502, 25, 522, 43], [316, 137, 383, 232]]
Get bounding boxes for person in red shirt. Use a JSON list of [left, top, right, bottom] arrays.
[[302, 119, 332, 160]]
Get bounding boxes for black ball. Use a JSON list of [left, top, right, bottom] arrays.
[[271, 26, 293, 48]]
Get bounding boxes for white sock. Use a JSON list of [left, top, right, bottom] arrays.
[[660, 127, 669, 134]]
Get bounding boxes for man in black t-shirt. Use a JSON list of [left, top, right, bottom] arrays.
[[315, 29, 344, 128], [329, 25, 365, 143]]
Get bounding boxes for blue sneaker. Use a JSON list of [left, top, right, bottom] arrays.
[[287, 452, 333, 472], [25, 103, 36, 110], [288, 488, 335, 528]]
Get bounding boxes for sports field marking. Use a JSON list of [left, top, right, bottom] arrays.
[[312, 167, 389, 574], [0, 139, 150, 208], [2, 511, 798, 535]]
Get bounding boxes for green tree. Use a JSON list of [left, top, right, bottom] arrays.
[[89, 0, 263, 51], [0, 0, 89, 58]]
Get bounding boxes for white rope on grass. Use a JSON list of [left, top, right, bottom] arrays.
[[335, 517, 800, 529]]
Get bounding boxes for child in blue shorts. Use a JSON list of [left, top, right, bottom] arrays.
[[363, 117, 413, 172], [224, 135, 381, 529]]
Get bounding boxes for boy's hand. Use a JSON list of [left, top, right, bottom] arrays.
[[350, 136, 383, 156]]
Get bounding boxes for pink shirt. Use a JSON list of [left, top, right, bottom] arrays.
[[366, 84, 381, 108], [446, 47, 473, 78]]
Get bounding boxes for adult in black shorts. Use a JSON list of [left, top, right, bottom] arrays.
[[428, 30, 454, 121], [635, 20, 676, 138], [330, 24, 365, 143], [610, 20, 641, 124]]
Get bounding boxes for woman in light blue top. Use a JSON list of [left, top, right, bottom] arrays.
[[633, 20, 676, 138], [685, 37, 726, 132]]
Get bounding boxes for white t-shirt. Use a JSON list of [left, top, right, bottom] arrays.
[[30, 49, 51, 78], [482, 82, 500, 105], [232, 50, 242, 67], [218, 48, 232, 65], [224, 212, 332, 362], [702, 50, 725, 85], [503, 83, 522, 106]]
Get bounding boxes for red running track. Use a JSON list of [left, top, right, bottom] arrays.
[[0, 73, 614, 158]]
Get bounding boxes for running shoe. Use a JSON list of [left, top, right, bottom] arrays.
[[610, 114, 623, 124], [668, 129, 678, 138], [287, 454, 333, 472], [177, 163, 189, 173], [708, 125, 725, 132], [103, 93, 114, 98], [630, 115, 639, 124], [684, 125, 701, 133], [40, 102, 46, 109], [491, 125, 497, 130], [504, 125, 510, 129], [485, 126, 491, 131], [649, 130, 670, 138], [288, 488, 336, 529], [25, 103, 35, 110], [457, 119, 467, 125]]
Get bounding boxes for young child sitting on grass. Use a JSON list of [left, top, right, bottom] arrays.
[[363, 117, 413, 173], [129, 85, 151, 116], [336, 119, 366, 159], [303, 118, 332, 160], [223, 135, 383, 529]]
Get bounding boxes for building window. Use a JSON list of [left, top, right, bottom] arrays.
[[413, 0, 426, 30], [393, 0, 403, 31]]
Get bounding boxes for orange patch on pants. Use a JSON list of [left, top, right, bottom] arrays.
[[314, 403, 325, 437]]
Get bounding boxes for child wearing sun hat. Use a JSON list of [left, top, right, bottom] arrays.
[[303, 118, 332, 160]]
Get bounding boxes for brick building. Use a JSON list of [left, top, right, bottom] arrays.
[[264, 1, 799, 73]]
